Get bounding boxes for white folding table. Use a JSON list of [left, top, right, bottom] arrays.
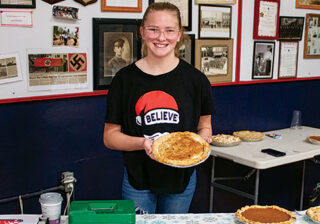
[[209, 126, 320, 212]]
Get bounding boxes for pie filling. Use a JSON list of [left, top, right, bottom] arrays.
[[242, 208, 291, 223]]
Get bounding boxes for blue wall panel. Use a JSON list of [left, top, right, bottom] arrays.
[[0, 80, 319, 214]]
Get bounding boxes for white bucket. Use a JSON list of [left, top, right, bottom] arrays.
[[39, 192, 63, 224]]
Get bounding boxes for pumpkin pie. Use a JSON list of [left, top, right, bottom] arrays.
[[236, 205, 296, 224]]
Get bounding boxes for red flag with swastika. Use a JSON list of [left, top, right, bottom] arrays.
[[33, 58, 62, 67]]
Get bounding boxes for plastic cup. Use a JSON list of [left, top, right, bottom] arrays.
[[39, 192, 63, 224], [290, 110, 302, 129]]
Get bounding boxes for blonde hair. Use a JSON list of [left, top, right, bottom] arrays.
[[140, 2, 184, 57]]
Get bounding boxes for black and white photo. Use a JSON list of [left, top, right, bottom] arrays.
[[179, 34, 195, 65], [304, 13, 320, 59], [252, 41, 275, 79], [92, 18, 141, 90], [279, 16, 304, 40], [195, 39, 233, 84], [199, 5, 231, 39]]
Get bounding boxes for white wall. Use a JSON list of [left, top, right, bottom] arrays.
[[0, 0, 318, 100]]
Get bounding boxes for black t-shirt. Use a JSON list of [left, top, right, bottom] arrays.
[[105, 59, 214, 194]]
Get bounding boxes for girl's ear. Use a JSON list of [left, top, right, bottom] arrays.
[[140, 26, 145, 40]]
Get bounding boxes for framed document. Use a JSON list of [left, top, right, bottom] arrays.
[[253, 0, 280, 40], [195, 0, 236, 4], [101, 0, 142, 12], [304, 14, 320, 59], [179, 34, 195, 65], [278, 41, 298, 79], [279, 16, 304, 41], [0, 0, 35, 8], [195, 39, 233, 84], [198, 4, 232, 39], [296, 0, 320, 10], [149, 0, 192, 31], [252, 41, 275, 79], [92, 18, 141, 90]]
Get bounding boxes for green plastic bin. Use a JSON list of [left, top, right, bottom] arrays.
[[69, 200, 135, 224]]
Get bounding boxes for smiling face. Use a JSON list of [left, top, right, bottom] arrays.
[[140, 10, 182, 59]]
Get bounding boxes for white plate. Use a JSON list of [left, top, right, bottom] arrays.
[[159, 150, 211, 168], [240, 137, 264, 142], [211, 141, 241, 147], [307, 136, 320, 145]]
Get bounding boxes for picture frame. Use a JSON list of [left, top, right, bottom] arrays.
[[253, 0, 280, 40], [278, 41, 299, 79], [195, 0, 236, 4], [198, 4, 232, 39], [252, 41, 275, 79], [101, 0, 142, 12], [149, 0, 192, 31], [92, 18, 141, 90], [296, 0, 320, 10], [303, 13, 320, 59], [179, 34, 195, 65], [278, 16, 304, 41], [195, 39, 233, 84], [0, 0, 35, 8]]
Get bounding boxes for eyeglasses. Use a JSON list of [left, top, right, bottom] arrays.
[[143, 27, 180, 39]]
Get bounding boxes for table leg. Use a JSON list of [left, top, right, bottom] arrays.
[[254, 169, 260, 204], [209, 156, 216, 213], [299, 160, 306, 210]]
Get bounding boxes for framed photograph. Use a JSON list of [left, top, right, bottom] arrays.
[[101, 0, 142, 12], [0, 0, 35, 8], [279, 16, 304, 41], [296, 0, 320, 10], [278, 41, 299, 79], [149, 0, 192, 31], [195, 39, 233, 84], [195, 0, 236, 4], [199, 5, 232, 39], [179, 34, 195, 65], [93, 18, 141, 90], [303, 13, 320, 59], [252, 41, 275, 79], [253, 0, 280, 40]]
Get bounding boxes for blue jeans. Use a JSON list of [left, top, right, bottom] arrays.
[[122, 168, 196, 214]]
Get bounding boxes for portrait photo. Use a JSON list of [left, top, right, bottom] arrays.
[[252, 41, 275, 79], [103, 32, 133, 77]]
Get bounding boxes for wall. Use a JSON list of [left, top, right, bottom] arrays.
[[0, 80, 320, 214], [1, 0, 320, 214]]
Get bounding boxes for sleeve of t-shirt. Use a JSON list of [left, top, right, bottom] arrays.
[[105, 74, 123, 124], [200, 75, 214, 116]]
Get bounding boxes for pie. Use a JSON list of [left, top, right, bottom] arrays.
[[233, 131, 265, 142], [306, 206, 320, 222], [211, 134, 241, 146], [307, 136, 320, 145], [236, 205, 296, 224], [152, 131, 210, 167]]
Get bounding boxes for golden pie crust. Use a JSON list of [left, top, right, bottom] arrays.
[[308, 136, 320, 144], [233, 131, 265, 141], [152, 131, 210, 167], [212, 134, 241, 144], [236, 205, 296, 224], [306, 206, 320, 222]]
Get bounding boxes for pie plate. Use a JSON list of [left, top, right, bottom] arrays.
[[211, 141, 241, 147], [161, 150, 211, 168], [307, 136, 320, 145], [240, 137, 264, 142]]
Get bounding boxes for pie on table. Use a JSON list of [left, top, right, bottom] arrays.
[[152, 131, 210, 167], [307, 135, 320, 144], [236, 205, 296, 224], [306, 206, 320, 222], [211, 134, 241, 146], [233, 130, 265, 141]]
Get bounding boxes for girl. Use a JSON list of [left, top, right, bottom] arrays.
[[104, 2, 214, 214]]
